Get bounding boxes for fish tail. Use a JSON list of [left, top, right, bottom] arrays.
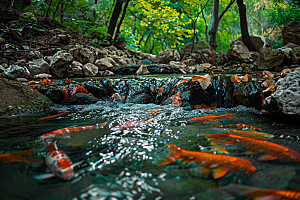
[[156, 143, 182, 166]]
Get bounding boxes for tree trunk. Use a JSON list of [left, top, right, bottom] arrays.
[[208, 0, 219, 50], [107, 0, 124, 41], [113, 0, 130, 44], [201, 9, 208, 43], [236, 0, 257, 51]]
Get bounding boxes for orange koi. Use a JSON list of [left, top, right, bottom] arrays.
[[188, 113, 235, 123], [211, 123, 263, 131], [202, 134, 300, 162], [225, 184, 300, 200], [226, 129, 274, 139], [172, 91, 182, 106], [149, 109, 158, 113], [156, 143, 256, 179], [38, 110, 67, 121], [0, 148, 39, 163], [39, 125, 97, 140], [62, 88, 70, 101]]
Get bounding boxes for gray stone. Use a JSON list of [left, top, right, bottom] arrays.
[[169, 61, 186, 70], [257, 47, 285, 70], [50, 34, 71, 44], [67, 61, 83, 77], [226, 40, 251, 63], [282, 21, 300, 46], [28, 58, 50, 76], [3, 65, 31, 79], [95, 57, 118, 71], [33, 73, 52, 79], [83, 63, 98, 77], [154, 49, 180, 64], [136, 65, 150, 75], [69, 47, 95, 65], [49, 51, 73, 77]]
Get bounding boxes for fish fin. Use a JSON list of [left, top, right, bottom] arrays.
[[213, 168, 228, 179], [258, 155, 277, 161], [200, 167, 211, 175], [156, 143, 182, 166], [45, 168, 51, 173], [71, 160, 84, 169], [34, 173, 55, 180], [245, 150, 257, 155], [180, 158, 192, 164]]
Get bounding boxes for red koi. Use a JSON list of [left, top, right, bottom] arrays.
[[38, 110, 67, 121], [211, 123, 263, 131], [203, 134, 300, 162], [172, 91, 182, 106], [156, 143, 256, 179], [39, 125, 97, 140], [225, 184, 300, 200], [188, 113, 235, 123]]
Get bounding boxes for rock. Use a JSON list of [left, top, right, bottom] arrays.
[[67, 61, 83, 77], [82, 63, 98, 77], [63, 93, 99, 105], [154, 49, 180, 64], [136, 65, 150, 75], [0, 57, 8, 65], [282, 21, 300, 46], [115, 64, 175, 75], [49, 51, 73, 77], [3, 65, 31, 79], [0, 65, 5, 73], [95, 48, 108, 59], [99, 70, 115, 76], [69, 47, 95, 65], [106, 45, 118, 53], [262, 71, 300, 120], [95, 57, 118, 71], [0, 37, 5, 44], [142, 59, 152, 65], [226, 40, 251, 63], [50, 34, 71, 44], [84, 83, 112, 100], [257, 47, 285, 70], [40, 86, 64, 104], [33, 73, 52, 79], [284, 43, 300, 64], [180, 41, 212, 54], [140, 53, 156, 62], [232, 79, 263, 110], [195, 64, 205, 73], [200, 63, 211, 70], [0, 78, 50, 116], [27, 59, 50, 76], [14, 60, 26, 67], [111, 55, 128, 66], [169, 61, 186, 70], [186, 59, 196, 66], [21, 12, 37, 23], [235, 36, 264, 51]]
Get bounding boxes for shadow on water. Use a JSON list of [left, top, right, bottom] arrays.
[[0, 75, 300, 200]]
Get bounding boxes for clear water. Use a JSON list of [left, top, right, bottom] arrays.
[[1, 77, 300, 200]]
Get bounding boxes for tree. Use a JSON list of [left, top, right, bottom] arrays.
[[208, 0, 236, 50], [236, 0, 257, 51], [107, 0, 127, 41]]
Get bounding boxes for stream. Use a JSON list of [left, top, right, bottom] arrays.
[[1, 75, 300, 200]]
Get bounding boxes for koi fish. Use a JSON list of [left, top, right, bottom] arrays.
[[0, 148, 39, 163], [39, 125, 98, 140], [225, 184, 300, 200], [38, 110, 67, 121], [112, 93, 122, 101], [110, 118, 156, 131], [212, 123, 263, 131], [172, 91, 182, 106], [202, 134, 300, 162], [156, 143, 256, 179], [188, 113, 235, 123], [226, 129, 274, 139], [194, 105, 216, 110], [34, 142, 77, 180]]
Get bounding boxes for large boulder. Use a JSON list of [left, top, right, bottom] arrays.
[[226, 40, 251, 63], [180, 41, 212, 54], [235, 36, 264, 51], [95, 57, 119, 71], [67, 61, 83, 77], [27, 59, 50, 76], [49, 51, 73, 77], [282, 21, 300, 46], [83, 63, 98, 77], [154, 49, 180, 64], [262, 71, 300, 120], [69, 47, 95, 65], [257, 47, 285, 70], [2, 65, 31, 79], [284, 43, 300, 64]]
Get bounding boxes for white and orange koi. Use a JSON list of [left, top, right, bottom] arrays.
[[34, 142, 79, 180], [39, 125, 98, 140]]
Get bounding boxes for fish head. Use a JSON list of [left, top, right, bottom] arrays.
[[110, 125, 122, 131], [281, 149, 300, 162], [54, 166, 74, 180], [230, 158, 256, 174]]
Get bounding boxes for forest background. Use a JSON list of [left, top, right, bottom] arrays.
[[3, 0, 300, 55]]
